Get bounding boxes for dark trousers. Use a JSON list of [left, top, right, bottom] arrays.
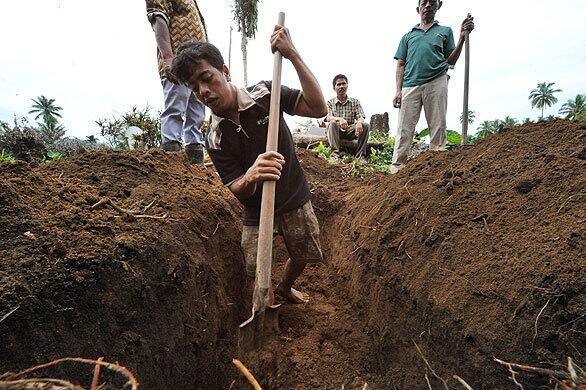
[[326, 121, 370, 157]]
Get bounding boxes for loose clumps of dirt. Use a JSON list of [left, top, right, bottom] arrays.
[[1, 120, 584, 389], [0, 149, 247, 388]]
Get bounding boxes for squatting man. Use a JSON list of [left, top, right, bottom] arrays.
[[171, 25, 327, 304]]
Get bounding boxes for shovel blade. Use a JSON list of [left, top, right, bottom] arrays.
[[238, 304, 280, 352]]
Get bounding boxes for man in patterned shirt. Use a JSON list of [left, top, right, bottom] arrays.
[[146, 0, 208, 164], [325, 74, 370, 160]]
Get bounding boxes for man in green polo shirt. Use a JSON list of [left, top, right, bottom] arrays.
[[391, 0, 474, 173]]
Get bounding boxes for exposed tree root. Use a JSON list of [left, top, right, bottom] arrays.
[[91, 197, 167, 220], [1, 357, 139, 390], [413, 341, 449, 390], [232, 359, 262, 390], [453, 374, 474, 389]]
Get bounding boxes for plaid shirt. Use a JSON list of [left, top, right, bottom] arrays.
[[327, 97, 365, 126], [146, 0, 208, 77]]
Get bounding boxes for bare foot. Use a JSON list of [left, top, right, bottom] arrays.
[[275, 284, 309, 304]]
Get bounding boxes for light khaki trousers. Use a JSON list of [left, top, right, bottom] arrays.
[[391, 73, 448, 174]]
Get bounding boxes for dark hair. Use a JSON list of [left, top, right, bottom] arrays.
[[418, 0, 441, 5], [171, 41, 225, 84], [332, 74, 348, 88]]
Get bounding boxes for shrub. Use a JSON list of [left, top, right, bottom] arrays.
[[0, 118, 47, 161], [0, 150, 16, 164], [51, 137, 108, 156], [96, 106, 161, 150]]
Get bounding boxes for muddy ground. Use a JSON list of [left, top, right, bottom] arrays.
[[0, 120, 584, 389]]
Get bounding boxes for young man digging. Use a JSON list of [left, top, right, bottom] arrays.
[[171, 25, 327, 303]]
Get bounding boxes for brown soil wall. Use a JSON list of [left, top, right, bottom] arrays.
[[0, 150, 247, 388], [305, 120, 585, 388], [1, 120, 584, 389]]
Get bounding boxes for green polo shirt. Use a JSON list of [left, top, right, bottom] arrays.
[[395, 22, 456, 88]]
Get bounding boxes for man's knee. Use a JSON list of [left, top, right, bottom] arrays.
[[327, 121, 341, 132], [281, 201, 324, 265], [241, 227, 258, 278], [360, 122, 370, 138]]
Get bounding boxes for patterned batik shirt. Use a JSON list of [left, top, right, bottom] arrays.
[[327, 97, 366, 126], [146, 0, 208, 77]]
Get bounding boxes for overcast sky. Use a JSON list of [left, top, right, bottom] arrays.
[[1, 0, 585, 140]]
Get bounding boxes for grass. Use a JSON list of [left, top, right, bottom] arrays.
[[309, 131, 396, 177], [0, 150, 16, 164]]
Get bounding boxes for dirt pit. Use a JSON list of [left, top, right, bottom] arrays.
[[1, 120, 584, 389]]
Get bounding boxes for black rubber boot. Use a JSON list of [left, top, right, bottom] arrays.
[[185, 144, 204, 165], [160, 140, 181, 152]]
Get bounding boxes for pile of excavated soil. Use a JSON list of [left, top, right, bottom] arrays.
[[1, 120, 584, 389], [299, 119, 585, 389], [0, 150, 247, 388]]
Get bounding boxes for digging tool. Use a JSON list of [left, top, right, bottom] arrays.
[[238, 12, 285, 352], [461, 13, 471, 145]]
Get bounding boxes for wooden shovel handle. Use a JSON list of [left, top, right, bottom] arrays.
[[462, 13, 471, 145], [256, 12, 285, 293]]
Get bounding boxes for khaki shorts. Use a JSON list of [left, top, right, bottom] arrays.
[[241, 200, 323, 277]]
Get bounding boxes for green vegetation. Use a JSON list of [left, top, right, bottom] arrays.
[[311, 142, 332, 159], [29, 95, 67, 145], [29, 95, 63, 125], [38, 118, 66, 145], [295, 118, 318, 133], [310, 131, 396, 177], [367, 145, 393, 174], [95, 106, 161, 150], [529, 82, 562, 119], [459, 109, 476, 126], [41, 151, 63, 164], [0, 117, 47, 161], [416, 128, 463, 144], [0, 150, 16, 164], [502, 116, 518, 127], [558, 94, 586, 120], [232, 0, 259, 86]]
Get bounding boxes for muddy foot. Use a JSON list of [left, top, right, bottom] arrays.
[[275, 285, 309, 304]]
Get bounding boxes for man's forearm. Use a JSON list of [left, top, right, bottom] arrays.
[[289, 52, 327, 117], [151, 17, 174, 61], [448, 37, 465, 65], [326, 115, 343, 122], [396, 62, 405, 91], [228, 174, 257, 200]]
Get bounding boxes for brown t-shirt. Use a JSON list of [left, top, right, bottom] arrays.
[[146, 0, 208, 77], [206, 81, 310, 226]]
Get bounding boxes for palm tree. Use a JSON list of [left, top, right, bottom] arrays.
[[86, 135, 98, 144], [29, 95, 63, 125], [232, 0, 260, 86], [476, 120, 496, 140], [39, 119, 66, 144], [475, 120, 504, 140], [460, 110, 476, 126], [529, 82, 562, 119], [502, 116, 518, 128], [522, 118, 532, 124], [558, 94, 585, 120]]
